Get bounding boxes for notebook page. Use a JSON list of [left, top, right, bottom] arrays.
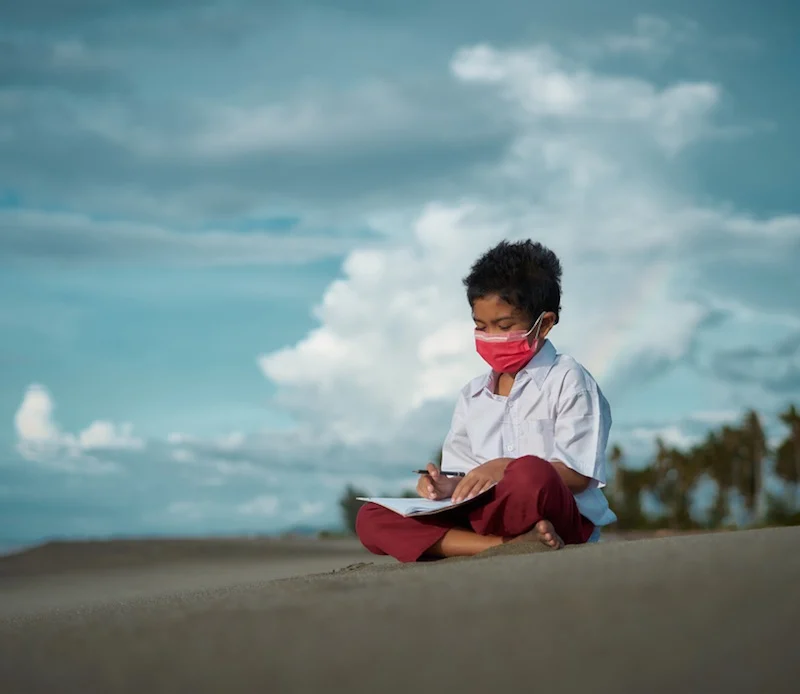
[[356, 497, 459, 516], [357, 483, 496, 517]]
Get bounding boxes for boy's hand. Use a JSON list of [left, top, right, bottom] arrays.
[[416, 462, 458, 500], [451, 457, 511, 503]]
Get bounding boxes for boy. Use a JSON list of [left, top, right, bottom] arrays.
[[357, 240, 617, 562]]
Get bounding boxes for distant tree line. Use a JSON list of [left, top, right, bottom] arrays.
[[609, 404, 800, 531], [339, 405, 800, 534]]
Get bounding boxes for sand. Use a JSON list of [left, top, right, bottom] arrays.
[[1, 527, 799, 693]]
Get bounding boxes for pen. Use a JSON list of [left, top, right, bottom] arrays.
[[413, 469, 466, 477]]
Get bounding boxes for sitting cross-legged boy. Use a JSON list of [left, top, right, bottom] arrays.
[[356, 239, 617, 562]]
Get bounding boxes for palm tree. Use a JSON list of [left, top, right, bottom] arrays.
[[608, 443, 623, 507], [672, 448, 702, 529], [694, 430, 731, 528], [338, 485, 368, 534], [701, 414, 766, 527], [648, 438, 679, 528], [775, 404, 800, 508], [647, 438, 703, 530], [604, 444, 649, 529], [738, 410, 768, 521]]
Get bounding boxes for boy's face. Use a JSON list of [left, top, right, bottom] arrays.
[[472, 294, 556, 339]]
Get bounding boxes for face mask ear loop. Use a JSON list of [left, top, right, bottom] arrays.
[[528, 312, 546, 341]]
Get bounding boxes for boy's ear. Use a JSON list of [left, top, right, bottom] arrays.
[[539, 312, 557, 338]]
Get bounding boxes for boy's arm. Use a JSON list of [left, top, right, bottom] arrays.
[[550, 382, 611, 493], [551, 460, 592, 493]]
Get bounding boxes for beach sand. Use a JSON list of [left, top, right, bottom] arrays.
[[1, 527, 798, 693]]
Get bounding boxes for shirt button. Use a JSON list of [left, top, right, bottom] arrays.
[[507, 445, 514, 452]]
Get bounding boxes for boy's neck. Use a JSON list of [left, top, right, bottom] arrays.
[[494, 371, 517, 397]]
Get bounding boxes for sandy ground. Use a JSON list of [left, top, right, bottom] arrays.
[[1, 527, 799, 693], [0, 537, 395, 618]]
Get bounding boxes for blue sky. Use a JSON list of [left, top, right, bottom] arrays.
[[1, 0, 799, 546]]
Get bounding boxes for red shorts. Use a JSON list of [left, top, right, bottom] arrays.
[[356, 456, 595, 562]]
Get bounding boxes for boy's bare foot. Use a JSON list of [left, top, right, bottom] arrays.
[[507, 519, 564, 549]]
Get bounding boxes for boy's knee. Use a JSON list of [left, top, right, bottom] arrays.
[[506, 455, 559, 489]]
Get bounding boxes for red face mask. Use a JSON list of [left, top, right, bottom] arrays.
[[474, 313, 545, 374]]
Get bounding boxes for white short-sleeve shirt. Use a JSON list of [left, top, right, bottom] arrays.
[[440, 339, 617, 534]]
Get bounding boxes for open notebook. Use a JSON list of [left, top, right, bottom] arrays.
[[358, 483, 496, 517]]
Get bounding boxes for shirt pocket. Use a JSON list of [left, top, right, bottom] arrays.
[[518, 418, 555, 458]]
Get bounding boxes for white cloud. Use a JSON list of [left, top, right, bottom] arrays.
[[629, 424, 698, 451], [237, 495, 279, 516], [78, 420, 142, 450], [171, 448, 196, 463], [167, 431, 247, 450], [210, 459, 277, 482], [600, 15, 698, 57], [13, 384, 142, 471], [74, 74, 497, 166], [299, 501, 325, 517], [590, 15, 757, 63], [216, 431, 246, 451], [688, 410, 742, 425], [197, 477, 225, 487], [257, 39, 800, 448], [14, 384, 59, 443], [167, 493, 281, 522], [164, 433, 279, 486], [167, 501, 206, 519], [188, 82, 418, 158], [451, 43, 719, 154], [0, 207, 365, 265]]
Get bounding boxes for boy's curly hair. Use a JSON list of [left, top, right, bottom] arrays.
[[463, 240, 562, 324]]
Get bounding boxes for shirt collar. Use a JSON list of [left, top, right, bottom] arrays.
[[469, 339, 558, 397]]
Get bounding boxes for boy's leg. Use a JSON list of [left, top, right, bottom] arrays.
[[468, 456, 594, 545], [356, 502, 468, 563], [356, 457, 593, 561]]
